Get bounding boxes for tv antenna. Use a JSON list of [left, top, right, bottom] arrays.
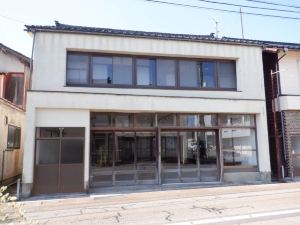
[[212, 18, 220, 38]]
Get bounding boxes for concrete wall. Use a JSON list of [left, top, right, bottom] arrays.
[[31, 32, 265, 100], [0, 51, 26, 73], [0, 48, 29, 184], [279, 51, 300, 96], [0, 99, 25, 181], [22, 31, 271, 195], [22, 91, 271, 195]]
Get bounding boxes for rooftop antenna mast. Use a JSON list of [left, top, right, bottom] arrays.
[[212, 18, 220, 38], [240, 8, 245, 39]]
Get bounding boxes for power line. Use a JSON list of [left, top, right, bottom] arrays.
[[195, 0, 300, 14], [143, 0, 300, 20], [0, 13, 27, 24], [243, 0, 300, 9]]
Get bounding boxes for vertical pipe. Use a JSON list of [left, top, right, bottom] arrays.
[[157, 127, 161, 184], [1, 150, 5, 186], [240, 8, 245, 39]]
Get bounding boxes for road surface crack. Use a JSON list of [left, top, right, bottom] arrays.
[[163, 210, 174, 222]]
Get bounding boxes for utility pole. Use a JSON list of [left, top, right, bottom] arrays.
[[240, 8, 245, 39]]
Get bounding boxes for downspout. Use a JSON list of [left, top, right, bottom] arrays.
[[29, 32, 36, 91], [276, 49, 288, 179]]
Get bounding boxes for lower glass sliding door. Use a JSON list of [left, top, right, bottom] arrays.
[[198, 131, 219, 181], [114, 132, 135, 185], [90, 132, 114, 187], [161, 132, 179, 183], [136, 132, 157, 184]]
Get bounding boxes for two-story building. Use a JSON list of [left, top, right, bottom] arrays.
[[262, 43, 300, 180], [22, 21, 271, 196], [0, 43, 29, 186]]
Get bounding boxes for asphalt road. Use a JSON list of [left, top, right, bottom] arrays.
[[21, 182, 300, 225]]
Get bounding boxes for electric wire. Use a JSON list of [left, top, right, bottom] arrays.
[[194, 0, 300, 14], [143, 0, 300, 20], [243, 0, 300, 9]]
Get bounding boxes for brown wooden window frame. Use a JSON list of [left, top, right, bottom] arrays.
[[66, 52, 237, 91]]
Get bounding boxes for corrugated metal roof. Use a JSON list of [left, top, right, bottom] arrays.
[[25, 21, 300, 51]]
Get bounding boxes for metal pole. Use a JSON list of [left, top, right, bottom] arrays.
[[240, 8, 245, 39], [1, 150, 5, 186], [16, 178, 21, 200], [271, 70, 283, 181]]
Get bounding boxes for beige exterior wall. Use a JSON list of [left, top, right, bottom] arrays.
[[0, 99, 25, 180], [31, 32, 265, 100], [23, 31, 271, 195], [276, 51, 300, 111], [23, 91, 270, 188], [0, 47, 29, 183], [0, 51, 26, 73]]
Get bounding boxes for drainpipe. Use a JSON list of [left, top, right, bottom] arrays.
[[273, 48, 288, 179], [28, 32, 36, 91]]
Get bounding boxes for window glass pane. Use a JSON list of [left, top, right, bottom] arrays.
[[37, 128, 60, 138], [198, 131, 217, 166], [135, 114, 155, 127], [222, 128, 257, 167], [92, 133, 113, 168], [61, 139, 84, 164], [62, 128, 85, 138], [220, 115, 255, 127], [161, 132, 178, 165], [115, 114, 133, 127], [219, 62, 236, 88], [158, 114, 177, 127], [291, 136, 300, 154], [4, 74, 24, 107], [36, 140, 60, 165], [67, 54, 89, 84], [179, 131, 197, 169], [136, 59, 156, 86], [115, 132, 135, 169], [201, 62, 216, 88], [113, 57, 133, 85], [91, 113, 112, 127], [92, 56, 112, 84], [179, 115, 199, 127], [136, 132, 156, 162], [199, 114, 217, 127], [157, 59, 176, 87], [179, 61, 198, 87], [7, 126, 21, 149]]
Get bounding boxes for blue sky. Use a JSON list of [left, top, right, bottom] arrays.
[[1, 0, 300, 56]]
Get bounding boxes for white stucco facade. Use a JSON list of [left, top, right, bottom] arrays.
[[23, 31, 271, 196], [277, 50, 300, 111]]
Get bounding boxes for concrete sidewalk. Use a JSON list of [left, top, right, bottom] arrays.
[[21, 182, 300, 224]]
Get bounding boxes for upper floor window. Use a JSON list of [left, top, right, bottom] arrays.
[[66, 52, 237, 90], [3, 73, 24, 108]]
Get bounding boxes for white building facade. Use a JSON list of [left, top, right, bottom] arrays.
[[22, 22, 271, 196]]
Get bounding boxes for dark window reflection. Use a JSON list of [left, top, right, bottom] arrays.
[[115, 132, 135, 168], [198, 131, 217, 165], [91, 133, 113, 168], [36, 140, 60, 165], [201, 62, 216, 88], [179, 132, 198, 168], [61, 139, 84, 164], [136, 132, 156, 162], [161, 132, 178, 164]]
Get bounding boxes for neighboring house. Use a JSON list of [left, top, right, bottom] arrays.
[[261, 43, 300, 180], [0, 43, 30, 185], [22, 21, 271, 197]]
